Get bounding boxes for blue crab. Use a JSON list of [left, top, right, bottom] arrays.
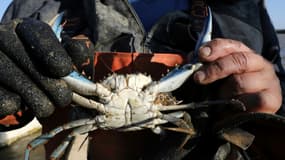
[[23, 7, 254, 160]]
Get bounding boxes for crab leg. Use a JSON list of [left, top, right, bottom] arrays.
[[72, 92, 106, 113], [158, 99, 246, 112], [158, 102, 205, 111], [62, 71, 111, 97], [161, 112, 195, 136], [50, 135, 73, 159], [24, 118, 96, 160], [219, 128, 255, 151], [160, 111, 196, 149], [50, 124, 96, 160]]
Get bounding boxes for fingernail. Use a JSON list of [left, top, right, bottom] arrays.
[[195, 71, 205, 82], [200, 46, 211, 57]]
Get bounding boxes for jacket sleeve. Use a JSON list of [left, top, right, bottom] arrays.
[[1, 0, 61, 23]]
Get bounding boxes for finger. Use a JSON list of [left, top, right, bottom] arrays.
[[219, 69, 277, 98], [0, 86, 21, 117], [0, 50, 54, 118], [0, 20, 72, 107], [232, 73, 282, 113], [199, 38, 253, 62], [237, 88, 282, 114], [15, 18, 73, 78], [194, 51, 269, 84]]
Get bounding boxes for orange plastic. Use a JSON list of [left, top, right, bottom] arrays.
[[92, 52, 186, 80], [0, 112, 22, 126]]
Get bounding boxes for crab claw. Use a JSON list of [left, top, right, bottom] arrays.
[[62, 71, 111, 97], [145, 7, 212, 94], [145, 63, 202, 93]]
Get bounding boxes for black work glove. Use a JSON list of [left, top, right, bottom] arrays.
[[0, 18, 73, 118]]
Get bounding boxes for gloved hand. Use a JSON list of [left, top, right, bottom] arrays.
[[0, 18, 74, 118]]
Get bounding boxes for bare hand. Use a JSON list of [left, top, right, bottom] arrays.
[[193, 38, 282, 113]]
